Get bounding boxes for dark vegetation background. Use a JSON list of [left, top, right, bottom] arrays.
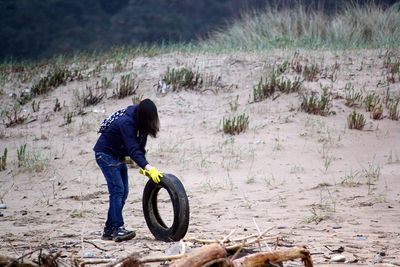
[[1, 0, 397, 61]]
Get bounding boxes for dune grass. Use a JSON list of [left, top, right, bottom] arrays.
[[202, 3, 400, 50], [0, 3, 398, 70]]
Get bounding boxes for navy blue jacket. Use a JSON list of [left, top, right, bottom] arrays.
[[93, 105, 149, 168]]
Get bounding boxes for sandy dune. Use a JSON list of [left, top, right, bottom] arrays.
[[0, 49, 399, 266]]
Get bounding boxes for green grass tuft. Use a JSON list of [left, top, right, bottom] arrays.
[[113, 74, 139, 99], [301, 94, 332, 116], [348, 111, 366, 130], [162, 67, 202, 91], [344, 83, 363, 107], [364, 93, 381, 112], [0, 148, 7, 171], [388, 99, 400, 120], [17, 144, 27, 168], [222, 113, 249, 135], [31, 66, 74, 96], [253, 72, 302, 102]]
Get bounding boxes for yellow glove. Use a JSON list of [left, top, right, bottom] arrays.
[[139, 167, 163, 184]]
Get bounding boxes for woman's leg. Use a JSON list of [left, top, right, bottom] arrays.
[[95, 152, 135, 242], [120, 162, 129, 210], [95, 153, 125, 229]]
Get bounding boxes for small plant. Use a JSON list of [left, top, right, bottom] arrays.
[[319, 83, 331, 96], [363, 163, 381, 194], [303, 63, 321, 81], [305, 187, 336, 224], [387, 150, 400, 164], [64, 112, 73, 125], [31, 66, 73, 96], [71, 69, 85, 81], [3, 104, 29, 127], [383, 88, 392, 108], [87, 62, 103, 78], [245, 175, 256, 184], [222, 113, 249, 135], [363, 163, 381, 181], [31, 100, 40, 112], [300, 94, 331, 116], [229, 95, 239, 112], [384, 51, 400, 83], [306, 205, 330, 224], [253, 77, 274, 102], [112, 59, 128, 73], [22, 149, 49, 173], [54, 98, 62, 112], [327, 68, 338, 82], [199, 73, 225, 94], [344, 83, 363, 107], [74, 85, 106, 108], [0, 72, 6, 87], [388, 99, 399, 120], [162, 67, 202, 91], [341, 170, 361, 186], [275, 60, 290, 74], [364, 93, 381, 112], [113, 74, 139, 98], [17, 144, 27, 167], [348, 111, 366, 130], [291, 52, 303, 74], [132, 93, 144, 105], [97, 77, 112, 90], [371, 103, 383, 120], [0, 148, 7, 171], [277, 76, 302, 94], [18, 90, 33, 105], [323, 154, 334, 173], [331, 61, 341, 73], [253, 73, 302, 102]]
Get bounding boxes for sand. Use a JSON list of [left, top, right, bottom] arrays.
[[0, 49, 399, 266]]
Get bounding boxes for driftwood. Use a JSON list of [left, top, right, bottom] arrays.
[[0, 255, 38, 267], [79, 259, 115, 267], [170, 243, 227, 267], [1, 228, 314, 267], [0, 248, 61, 267], [231, 246, 313, 267], [1, 245, 313, 267]]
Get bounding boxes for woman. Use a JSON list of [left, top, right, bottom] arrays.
[[94, 99, 163, 242]]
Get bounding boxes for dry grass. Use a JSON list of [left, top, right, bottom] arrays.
[[204, 3, 400, 50]]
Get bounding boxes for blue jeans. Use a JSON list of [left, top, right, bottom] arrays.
[[95, 152, 128, 230]]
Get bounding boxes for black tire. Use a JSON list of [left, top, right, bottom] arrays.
[[142, 173, 190, 242]]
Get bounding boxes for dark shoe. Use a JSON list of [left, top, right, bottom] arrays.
[[101, 228, 113, 241], [112, 226, 136, 242]]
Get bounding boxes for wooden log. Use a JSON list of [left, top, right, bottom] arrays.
[[170, 243, 227, 267], [80, 259, 113, 267], [0, 255, 39, 267], [231, 246, 313, 267]]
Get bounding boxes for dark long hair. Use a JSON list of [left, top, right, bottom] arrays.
[[135, 99, 160, 138]]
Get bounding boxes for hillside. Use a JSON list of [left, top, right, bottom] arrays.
[[0, 48, 399, 265], [1, 0, 398, 60]]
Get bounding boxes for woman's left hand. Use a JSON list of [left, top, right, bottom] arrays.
[[139, 167, 163, 183]]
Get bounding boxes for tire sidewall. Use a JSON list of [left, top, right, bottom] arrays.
[[142, 173, 189, 241]]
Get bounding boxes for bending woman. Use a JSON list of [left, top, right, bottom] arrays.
[[93, 99, 163, 242]]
